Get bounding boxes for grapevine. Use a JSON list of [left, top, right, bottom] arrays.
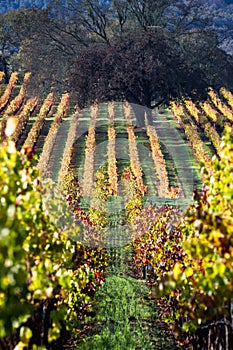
[[0, 72, 18, 113], [219, 87, 233, 110], [10, 97, 38, 144], [37, 92, 70, 177], [82, 102, 98, 196], [183, 98, 221, 155], [23, 92, 55, 149], [107, 101, 118, 195], [3, 72, 30, 117], [208, 88, 233, 122], [146, 119, 170, 197], [199, 100, 225, 127], [58, 106, 80, 190], [170, 101, 211, 173], [156, 125, 233, 332], [0, 71, 5, 83]]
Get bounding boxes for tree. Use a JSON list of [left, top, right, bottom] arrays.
[[0, 8, 48, 83], [50, 0, 233, 110], [71, 29, 182, 108], [108, 0, 212, 33], [178, 29, 233, 88], [212, 1, 233, 55], [48, 0, 113, 43], [2, 0, 232, 105], [70, 27, 233, 111], [48, 0, 212, 38], [0, 12, 19, 82]]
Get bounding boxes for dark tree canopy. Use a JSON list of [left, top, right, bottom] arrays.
[[70, 29, 183, 108], [70, 28, 233, 109], [0, 8, 47, 82], [0, 0, 232, 105]]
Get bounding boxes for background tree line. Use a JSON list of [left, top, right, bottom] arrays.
[[0, 0, 233, 109]]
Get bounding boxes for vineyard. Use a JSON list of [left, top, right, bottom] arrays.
[[0, 72, 233, 349]]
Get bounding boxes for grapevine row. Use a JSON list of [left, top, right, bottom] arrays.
[[0, 71, 4, 83], [199, 100, 225, 127], [0, 72, 18, 140], [81, 102, 98, 196], [219, 87, 233, 110], [0, 72, 18, 113], [4, 72, 30, 117], [0, 73, 31, 140], [184, 99, 222, 155], [145, 116, 170, 197], [208, 88, 233, 122], [37, 92, 70, 177], [23, 92, 55, 149], [11, 97, 38, 143], [170, 101, 212, 173], [107, 101, 118, 195], [58, 108, 80, 188]]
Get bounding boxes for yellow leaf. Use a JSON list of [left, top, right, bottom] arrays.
[[14, 341, 27, 350], [173, 263, 182, 280], [185, 266, 193, 278]]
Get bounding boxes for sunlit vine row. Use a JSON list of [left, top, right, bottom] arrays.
[[11, 97, 38, 143], [184, 99, 221, 155], [123, 101, 146, 195], [0, 72, 18, 139], [3, 72, 30, 116], [23, 92, 55, 148], [199, 100, 225, 127], [0, 73, 31, 140], [208, 88, 233, 122], [107, 101, 118, 195], [37, 92, 70, 177], [82, 102, 99, 196], [145, 116, 170, 197], [170, 101, 211, 173], [58, 108, 80, 189], [219, 87, 233, 110], [121, 167, 143, 225], [0, 72, 18, 113], [0, 71, 4, 83]]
